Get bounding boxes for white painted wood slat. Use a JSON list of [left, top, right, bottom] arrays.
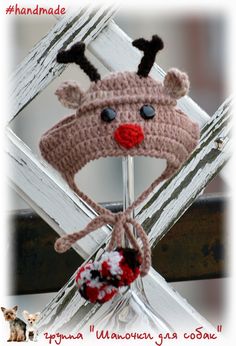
[[9, 4, 119, 121], [6, 128, 111, 259], [137, 97, 231, 245], [37, 268, 216, 335]]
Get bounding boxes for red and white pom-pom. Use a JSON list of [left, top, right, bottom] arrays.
[[99, 248, 142, 287], [75, 248, 142, 304], [75, 261, 118, 304]]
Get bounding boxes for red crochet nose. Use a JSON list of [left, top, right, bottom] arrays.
[[114, 124, 144, 149]]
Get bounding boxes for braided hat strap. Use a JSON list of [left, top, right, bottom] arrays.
[[65, 165, 172, 218], [65, 174, 112, 216], [55, 212, 151, 276], [58, 165, 173, 276]]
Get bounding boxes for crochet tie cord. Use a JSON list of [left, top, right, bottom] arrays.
[[39, 35, 200, 304]]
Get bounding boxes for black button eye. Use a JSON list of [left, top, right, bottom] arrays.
[[140, 105, 156, 119], [101, 108, 117, 122]]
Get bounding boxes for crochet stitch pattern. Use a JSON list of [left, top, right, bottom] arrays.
[[39, 35, 200, 304]]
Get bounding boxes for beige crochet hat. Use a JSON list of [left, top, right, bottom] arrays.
[[40, 70, 198, 180], [39, 36, 200, 285]]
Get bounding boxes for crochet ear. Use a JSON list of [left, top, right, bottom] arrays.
[[55, 81, 84, 109], [164, 68, 190, 99]]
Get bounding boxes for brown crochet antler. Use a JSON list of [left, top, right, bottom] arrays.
[[57, 42, 101, 82], [132, 35, 164, 77]]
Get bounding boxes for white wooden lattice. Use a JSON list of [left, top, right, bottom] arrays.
[[7, 3, 231, 339]]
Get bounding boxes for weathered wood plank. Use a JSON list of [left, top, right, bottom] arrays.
[[36, 269, 215, 335], [10, 195, 226, 295], [36, 99, 231, 333], [7, 128, 111, 259], [76, 268, 217, 333], [9, 4, 119, 120], [138, 98, 231, 248]]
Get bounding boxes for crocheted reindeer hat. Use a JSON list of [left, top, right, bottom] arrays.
[[40, 35, 200, 304]]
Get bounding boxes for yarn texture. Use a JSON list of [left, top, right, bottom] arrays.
[[114, 123, 144, 149], [39, 35, 200, 304]]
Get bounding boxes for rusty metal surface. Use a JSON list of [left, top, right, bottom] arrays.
[[8, 194, 226, 295]]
